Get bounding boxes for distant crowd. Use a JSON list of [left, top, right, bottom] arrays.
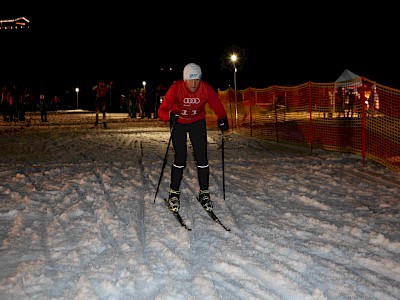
[[92, 80, 168, 121], [1, 82, 54, 122], [0, 80, 169, 123]]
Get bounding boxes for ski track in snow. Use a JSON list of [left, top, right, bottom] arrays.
[[0, 113, 399, 299]]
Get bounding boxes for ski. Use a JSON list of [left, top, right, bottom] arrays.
[[164, 199, 192, 231], [163, 198, 230, 231], [204, 209, 231, 231], [197, 198, 231, 231]]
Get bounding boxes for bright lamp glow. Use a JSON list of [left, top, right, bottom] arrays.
[[75, 87, 79, 109]]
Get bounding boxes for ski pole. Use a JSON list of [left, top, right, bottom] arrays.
[[153, 117, 177, 203], [222, 131, 226, 201]]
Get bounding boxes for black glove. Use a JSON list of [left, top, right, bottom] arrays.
[[169, 111, 179, 128], [217, 116, 229, 131]]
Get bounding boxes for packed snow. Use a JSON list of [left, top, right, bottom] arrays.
[[0, 112, 399, 300]]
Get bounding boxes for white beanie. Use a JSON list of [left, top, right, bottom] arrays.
[[183, 63, 202, 80]]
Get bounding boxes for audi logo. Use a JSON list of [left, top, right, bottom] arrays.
[[183, 98, 200, 104]]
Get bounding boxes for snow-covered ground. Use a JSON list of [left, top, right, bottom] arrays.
[[0, 112, 399, 300]]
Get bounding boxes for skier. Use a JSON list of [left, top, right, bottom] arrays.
[[93, 80, 108, 128], [158, 63, 229, 213]]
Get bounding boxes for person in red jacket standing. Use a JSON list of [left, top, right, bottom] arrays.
[[94, 80, 108, 128], [158, 63, 229, 213]]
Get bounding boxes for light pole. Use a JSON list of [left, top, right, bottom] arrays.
[[231, 54, 238, 127], [75, 87, 79, 109], [141, 81, 146, 118]]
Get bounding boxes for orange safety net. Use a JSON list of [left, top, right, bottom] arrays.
[[209, 77, 400, 173]]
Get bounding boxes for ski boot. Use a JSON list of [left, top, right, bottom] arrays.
[[198, 189, 213, 211], [167, 189, 180, 212]]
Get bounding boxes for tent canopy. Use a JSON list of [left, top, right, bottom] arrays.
[[335, 69, 360, 82], [335, 69, 361, 89]]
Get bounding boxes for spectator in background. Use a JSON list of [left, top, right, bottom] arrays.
[[127, 89, 137, 118], [18, 86, 30, 121], [155, 83, 167, 119], [38, 94, 48, 122], [8, 83, 19, 122], [138, 88, 145, 118], [371, 85, 379, 111], [52, 95, 60, 111], [1, 84, 9, 121]]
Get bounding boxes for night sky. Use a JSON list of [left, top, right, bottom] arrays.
[[1, 4, 399, 96]]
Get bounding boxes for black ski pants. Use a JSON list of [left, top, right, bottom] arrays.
[[170, 119, 209, 191]]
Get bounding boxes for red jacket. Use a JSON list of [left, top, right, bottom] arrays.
[[158, 80, 227, 124], [96, 83, 108, 98]]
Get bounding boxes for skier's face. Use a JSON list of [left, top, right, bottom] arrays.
[[184, 79, 201, 93]]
